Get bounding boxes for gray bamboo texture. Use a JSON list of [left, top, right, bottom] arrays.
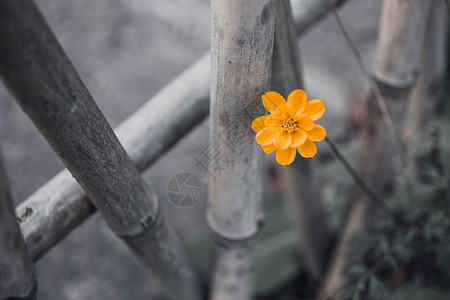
[[208, 0, 276, 299], [0, 150, 36, 300], [0, 1, 200, 299], [14, 0, 339, 264]]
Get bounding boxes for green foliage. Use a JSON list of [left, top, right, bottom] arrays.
[[345, 118, 450, 300]]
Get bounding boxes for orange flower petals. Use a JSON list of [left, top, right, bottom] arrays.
[[297, 139, 317, 158], [262, 144, 276, 154], [287, 89, 307, 114], [295, 115, 314, 131], [262, 91, 286, 113], [290, 130, 307, 147], [307, 124, 327, 142], [302, 99, 325, 121], [264, 117, 283, 131], [253, 89, 326, 165], [273, 104, 295, 119], [256, 129, 278, 146], [276, 147, 296, 166], [275, 131, 292, 150], [251, 115, 267, 133]]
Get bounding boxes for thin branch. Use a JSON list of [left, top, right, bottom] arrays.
[[324, 137, 404, 225], [328, 0, 405, 167]]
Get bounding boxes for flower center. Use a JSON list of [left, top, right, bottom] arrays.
[[282, 118, 298, 132]]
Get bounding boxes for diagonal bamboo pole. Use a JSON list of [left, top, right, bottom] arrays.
[[0, 150, 36, 300], [319, 0, 431, 298], [14, 0, 341, 263], [272, 0, 329, 281], [17, 55, 210, 262], [0, 1, 201, 299], [208, 0, 276, 299]]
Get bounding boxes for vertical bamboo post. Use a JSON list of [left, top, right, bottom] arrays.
[[320, 0, 431, 297], [0, 1, 201, 299], [208, 0, 276, 299], [272, 0, 329, 281], [411, 0, 448, 129], [0, 150, 36, 300]]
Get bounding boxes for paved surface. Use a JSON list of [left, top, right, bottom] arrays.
[[0, 0, 383, 298]]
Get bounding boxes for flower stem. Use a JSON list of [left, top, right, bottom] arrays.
[[324, 137, 404, 225]]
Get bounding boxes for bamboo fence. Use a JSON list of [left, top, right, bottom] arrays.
[[0, 0, 446, 299], [0, 1, 200, 299], [0, 0, 340, 299], [13, 0, 336, 266]]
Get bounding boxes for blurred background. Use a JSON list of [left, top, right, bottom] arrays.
[[0, 0, 448, 299]]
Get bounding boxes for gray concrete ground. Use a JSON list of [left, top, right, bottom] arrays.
[[0, 0, 382, 299]]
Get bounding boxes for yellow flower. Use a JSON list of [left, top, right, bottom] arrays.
[[251, 89, 326, 166]]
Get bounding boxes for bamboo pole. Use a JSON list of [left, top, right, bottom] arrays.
[[0, 150, 36, 300], [319, 0, 431, 298], [0, 1, 201, 299], [272, 0, 329, 281], [17, 55, 210, 262], [411, 0, 448, 129], [14, 0, 341, 263], [208, 0, 276, 299]]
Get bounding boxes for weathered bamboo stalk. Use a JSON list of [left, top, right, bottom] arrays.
[[411, 0, 448, 129], [319, 1, 431, 298], [272, 0, 304, 95], [208, 0, 276, 299], [14, 0, 340, 263], [0, 151, 36, 300], [272, 0, 329, 281], [0, 1, 201, 299], [17, 55, 210, 262]]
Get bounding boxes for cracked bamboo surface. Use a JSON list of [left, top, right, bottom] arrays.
[[0, 1, 201, 299], [13, 0, 338, 264], [319, 0, 431, 298], [0, 151, 36, 300], [208, 0, 276, 298]]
